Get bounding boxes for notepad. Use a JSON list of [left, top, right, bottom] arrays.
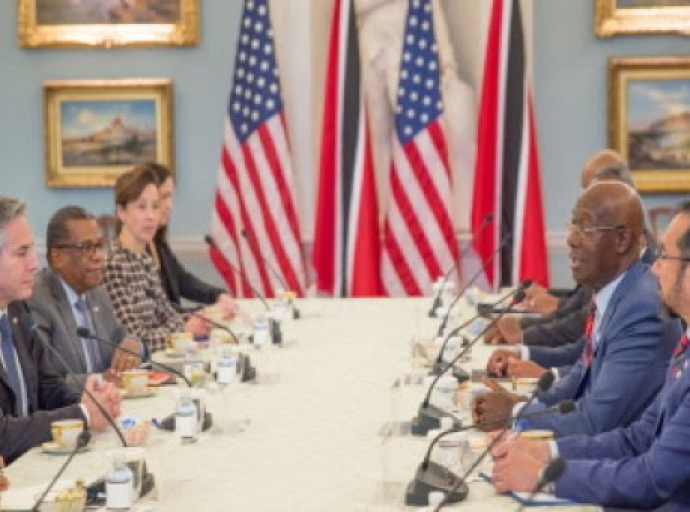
[[479, 471, 578, 506]]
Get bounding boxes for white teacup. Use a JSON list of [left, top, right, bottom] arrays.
[[51, 419, 84, 449], [122, 369, 148, 394], [170, 332, 193, 354], [434, 375, 459, 411]]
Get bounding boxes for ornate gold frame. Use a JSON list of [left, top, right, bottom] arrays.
[[18, 0, 199, 48], [609, 56, 690, 193], [44, 79, 174, 188], [595, 0, 690, 37]]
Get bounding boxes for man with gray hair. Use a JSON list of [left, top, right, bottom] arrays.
[[0, 195, 120, 463], [28, 205, 142, 391]]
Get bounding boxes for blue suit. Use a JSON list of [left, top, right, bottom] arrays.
[[553, 344, 690, 510], [518, 261, 680, 437]]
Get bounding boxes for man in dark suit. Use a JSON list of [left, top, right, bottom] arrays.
[[490, 203, 690, 510], [472, 182, 679, 437], [28, 206, 142, 390], [0, 196, 120, 463]]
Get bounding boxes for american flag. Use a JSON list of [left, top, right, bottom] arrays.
[[381, 0, 458, 296], [209, 0, 305, 298]]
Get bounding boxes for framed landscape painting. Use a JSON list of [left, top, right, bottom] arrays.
[[44, 79, 173, 188], [609, 56, 690, 193], [19, 0, 199, 47], [595, 0, 690, 37]]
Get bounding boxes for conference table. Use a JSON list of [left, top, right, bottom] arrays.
[[4, 298, 600, 511]]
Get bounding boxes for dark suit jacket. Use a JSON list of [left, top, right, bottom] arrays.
[[28, 268, 130, 390], [554, 342, 690, 510], [154, 238, 225, 306], [520, 287, 591, 348], [0, 303, 83, 464], [518, 260, 680, 437]]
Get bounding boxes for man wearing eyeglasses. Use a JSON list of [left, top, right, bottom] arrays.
[[490, 202, 690, 510], [27, 206, 142, 390], [473, 181, 680, 437]]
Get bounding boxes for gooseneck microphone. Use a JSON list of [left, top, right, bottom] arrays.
[[432, 372, 556, 510], [21, 303, 127, 447], [76, 327, 192, 388], [32, 430, 91, 511], [431, 280, 526, 378], [205, 235, 282, 345], [428, 214, 494, 318], [240, 229, 301, 319], [436, 233, 512, 337], [411, 281, 532, 437], [516, 457, 567, 512], [405, 399, 572, 507]]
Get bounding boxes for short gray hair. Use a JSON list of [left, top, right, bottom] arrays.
[[0, 195, 26, 249], [593, 166, 635, 188]]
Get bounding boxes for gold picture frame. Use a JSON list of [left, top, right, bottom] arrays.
[[609, 56, 690, 193], [44, 79, 174, 188], [595, 0, 690, 37], [19, 0, 199, 48]]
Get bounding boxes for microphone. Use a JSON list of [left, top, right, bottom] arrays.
[[516, 458, 567, 512], [405, 400, 572, 507], [431, 371, 555, 510], [20, 303, 127, 447], [428, 214, 493, 318], [436, 233, 512, 337], [205, 235, 282, 345], [431, 280, 529, 378], [76, 327, 192, 388], [32, 430, 92, 511], [410, 281, 532, 437], [240, 229, 301, 319], [166, 306, 257, 383]]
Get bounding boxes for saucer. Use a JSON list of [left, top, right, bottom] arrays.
[[122, 387, 157, 399], [164, 348, 186, 359], [41, 441, 92, 455]]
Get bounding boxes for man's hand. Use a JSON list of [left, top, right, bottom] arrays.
[[505, 359, 548, 379], [487, 348, 521, 377], [484, 317, 522, 345], [471, 378, 523, 431], [108, 338, 142, 375], [81, 375, 122, 431], [215, 293, 239, 319], [520, 284, 559, 314], [492, 438, 551, 493], [185, 315, 212, 338]]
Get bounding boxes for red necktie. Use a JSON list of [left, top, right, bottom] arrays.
[[582, 302, 597, 369], [673, 334, 689, 359]]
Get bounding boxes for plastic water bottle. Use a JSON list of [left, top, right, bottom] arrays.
[[175, 388, 198, 444], [253, 313, 270, 346], [216, 347, 237, 386], [106, 452, 133, 510]]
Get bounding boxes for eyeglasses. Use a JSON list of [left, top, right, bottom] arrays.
[[565, 221, 623, 238], [54, 240, 108, 256], [652, 246, 690, 263]]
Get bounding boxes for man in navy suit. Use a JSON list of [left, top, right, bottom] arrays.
[[491, 202, 690, 510], [0, 195, 121, 463], [472, 182, 679, 437]]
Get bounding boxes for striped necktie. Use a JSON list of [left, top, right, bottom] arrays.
[[673, 334, 689, 359], [0, 315, 26, 416], [582, 302, 597, 369], [74, 298, 102, 372]]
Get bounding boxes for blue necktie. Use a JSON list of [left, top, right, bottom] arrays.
[[0, 315, 26, 416], [75, 299, 102, 372]]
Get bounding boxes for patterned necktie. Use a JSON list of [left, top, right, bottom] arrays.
[[0, 315, 26, 416], [582, 301, 597, 369], [75, 299, 102, 372], [673, 334, 689, 359]]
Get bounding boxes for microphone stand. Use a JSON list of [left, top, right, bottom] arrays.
[[32, 431, 91, 511], [410, 283, 530, 437], [515, 458, 567, 512], [406, 399, 574, 506], [205, 235, 283, 346], [240, 229, 301, 319], [428, 214, 493, 318], [431, 373, 556, 510]]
